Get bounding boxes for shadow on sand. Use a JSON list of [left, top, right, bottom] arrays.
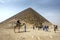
[[14, 31, 30, 33]]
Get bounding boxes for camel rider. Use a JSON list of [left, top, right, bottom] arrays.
[[16, 20, 21, 26]]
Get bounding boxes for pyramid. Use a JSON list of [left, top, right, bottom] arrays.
[[0, 8, 52, 28]]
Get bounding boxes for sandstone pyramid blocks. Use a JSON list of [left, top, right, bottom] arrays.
[[0, 8, 52, 28]]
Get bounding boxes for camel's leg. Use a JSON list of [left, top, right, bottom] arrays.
[[18, 26, 20, 33], [14, 26, 16, 33]]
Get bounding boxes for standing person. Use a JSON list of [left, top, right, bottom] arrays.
[[43, 26, 44, 30], [43, 25, 49, 31], [54, 25, 58, 33], [45, 26, 47, 31], [43, 26, 46, 31], [46, 26, 49, 31], [23, 23, 26, 32], [56, 25, 58, 30]]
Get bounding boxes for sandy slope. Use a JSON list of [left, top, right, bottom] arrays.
[[0, 27, 60, 40]]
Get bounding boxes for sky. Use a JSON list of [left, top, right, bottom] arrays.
[[0, 0, 60, 26]]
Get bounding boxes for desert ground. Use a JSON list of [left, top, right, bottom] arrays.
[[0, 26, 60, 40]]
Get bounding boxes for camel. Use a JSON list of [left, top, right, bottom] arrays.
[[14, 20, 25, 33]]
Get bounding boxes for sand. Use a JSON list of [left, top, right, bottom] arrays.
[[0, 27, 60, 40]]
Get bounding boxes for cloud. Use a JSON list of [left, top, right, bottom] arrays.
[[0, 0, 5, 3]]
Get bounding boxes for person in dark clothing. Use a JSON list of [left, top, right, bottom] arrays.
[[43, 25, 49, 31], [45, 26, 47, 31], [54, 25, 58, 33], [46, 26, 49, 31], [43, 26, 46, 31], [16, 20, 21, 26]]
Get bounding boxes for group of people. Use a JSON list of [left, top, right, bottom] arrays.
[[43, 25, 58, 33], [14, 20, 58, 33], [43, 26, 49, 31], [32, 24, 58, 33]]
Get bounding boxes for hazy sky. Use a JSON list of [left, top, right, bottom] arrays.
[[0, 0, 60, 25]]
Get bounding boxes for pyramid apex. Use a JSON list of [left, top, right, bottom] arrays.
[[27, 7, 34, 10]]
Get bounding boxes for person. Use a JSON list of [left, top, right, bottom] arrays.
[[43, 26, 46, 31], [16, 20, 21, 26], [33, 26, 35, 30], [43, 25, 49, 31], [54, 25, 58, 33], [45, 26, 47, 31], [23, 23, 26, 32], [46, 26, 49, 31]]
